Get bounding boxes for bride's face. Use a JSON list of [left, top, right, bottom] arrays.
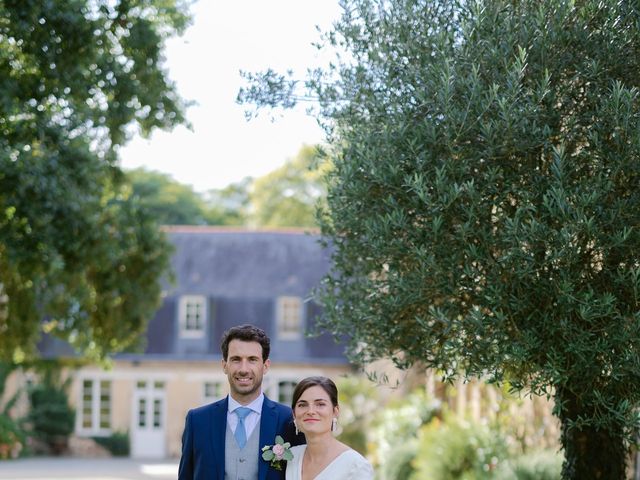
[[294, 385, 338, 436]]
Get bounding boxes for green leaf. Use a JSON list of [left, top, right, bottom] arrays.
[[262, 450, 275, 461]]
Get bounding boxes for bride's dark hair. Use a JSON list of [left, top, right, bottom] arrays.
[[291, 376, 338, 409]]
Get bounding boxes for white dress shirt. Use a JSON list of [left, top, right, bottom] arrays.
[[227, 393, 264, 439]]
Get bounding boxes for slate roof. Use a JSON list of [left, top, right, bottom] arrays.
[[165, 226, 332, 298]]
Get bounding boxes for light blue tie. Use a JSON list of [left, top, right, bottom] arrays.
[[234, 407, 252, 449]]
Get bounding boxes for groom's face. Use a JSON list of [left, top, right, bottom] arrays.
[[222, 339, 270, 403]]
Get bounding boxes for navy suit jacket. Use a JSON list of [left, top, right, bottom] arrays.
[[178, 395, 301, 480]]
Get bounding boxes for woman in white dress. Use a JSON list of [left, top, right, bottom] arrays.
[[285, 376, 374, 480]]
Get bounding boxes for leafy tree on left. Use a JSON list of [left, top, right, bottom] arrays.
[[127, 168, 211, 226], [0, 1, 191, 362]]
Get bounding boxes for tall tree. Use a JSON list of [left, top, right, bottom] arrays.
[[240, 0, 640, 477], [126, 155, 327, 228], [249, 144, 327, 228], [203, 177, 252, 226], [0, 1, 191, 362], [126, 168, 209, 225]]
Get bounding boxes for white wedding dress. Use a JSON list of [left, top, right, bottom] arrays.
[[285, 445, 374, 480]]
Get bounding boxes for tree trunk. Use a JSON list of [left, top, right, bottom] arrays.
[[557, 389, 628, 480]]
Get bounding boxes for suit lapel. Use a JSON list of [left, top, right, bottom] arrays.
[[258, 396, 277, 480], [210, 397, 228, 480]]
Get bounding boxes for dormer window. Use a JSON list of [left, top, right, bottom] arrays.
[[277, 296, 303, 340], [179, 295, 207, 338]]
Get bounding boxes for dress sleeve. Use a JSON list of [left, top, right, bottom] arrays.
[[348, 453, 375, 480]]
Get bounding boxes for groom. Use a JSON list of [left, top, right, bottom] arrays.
[[178, 324, 302, 480]]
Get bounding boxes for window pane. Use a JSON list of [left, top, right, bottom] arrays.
[[81, 380, 93, 429], [278, 381, 297, 405], [80, 379, 111, 431], [186, 302, 202, 330], [204, 381, 221, 401], [99, 381, 111, 429], [138, 398, 147, 428], [100, 415, 110, 429], [82, 409, 92, 429], [180, 296, 206, 334], [278, 297, 302, 337], [153, 399, 162, 429]]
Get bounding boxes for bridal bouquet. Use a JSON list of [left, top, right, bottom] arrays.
[[261, 435, 293, 470]]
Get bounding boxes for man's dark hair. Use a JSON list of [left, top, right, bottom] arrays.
[[220, 324, 271, 361]]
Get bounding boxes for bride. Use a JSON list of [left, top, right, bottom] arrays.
[[285, 376, 374, 480]]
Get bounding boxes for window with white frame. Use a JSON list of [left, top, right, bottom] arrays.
[[276, 296, 303, 339], [278, 380, 298, 405], [79, 379, 111, 435], [179, 295, 207, 337], [202, 381, 223, 404]]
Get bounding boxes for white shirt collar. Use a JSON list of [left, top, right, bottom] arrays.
[[228, 392, 264, 415]]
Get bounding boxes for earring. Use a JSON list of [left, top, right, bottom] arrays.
[[294, 420, 299, 436], [331, 418, 338, 432]]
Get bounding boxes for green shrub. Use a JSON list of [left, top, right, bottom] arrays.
[[0, 413, 25, 459], [25, 370, 74, 455], [509, 450, 562, 480], [335, 376, 381, 456], [93, 431, 130, 456], [412, 416, 510, 480], [337, 425, 367, 456], [380, 439, 418, 480], [371, 389, 439, 465], [28, 387, 74, 438], [0, 362, 26, 460]]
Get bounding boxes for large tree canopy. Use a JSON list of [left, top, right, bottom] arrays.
[[126, 168, 211, 225], [240, 0, 640, 477], [126, 144, 327, 228], [249, 144, 328, 228], [0, 1, 191, 362], [202, 177, 251, 226]]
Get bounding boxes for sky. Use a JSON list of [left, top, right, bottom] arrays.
[[118, 1, 341, 193]]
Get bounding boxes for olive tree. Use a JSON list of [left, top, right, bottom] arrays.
[[239, 1, 640, 477]]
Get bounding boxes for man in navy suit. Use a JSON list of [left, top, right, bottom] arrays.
[[178, 324, 302, 480]]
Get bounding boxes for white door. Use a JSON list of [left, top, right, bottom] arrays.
[[131, 380, 167, 458]]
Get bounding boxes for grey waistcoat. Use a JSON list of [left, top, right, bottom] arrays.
[[224, 422, 260, 480]]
